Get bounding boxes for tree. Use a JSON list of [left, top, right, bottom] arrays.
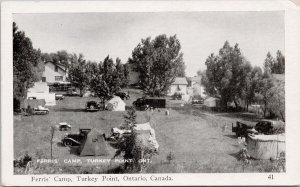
[[13, 22, 43, 110], [41, 50, 72, 69], [101, 55, 121, 94], [89, 56, 123, 105], [202, 41, 252, 109], [128, 34, 185, 96], [255, 74, 274, 117], [68, 54, 89, 95], [264, 52, 275, 75], [116, 58, 129, 88], [273, 50, 285, 74], [89, 75, 110, 107], [267, 81, 285, 121]]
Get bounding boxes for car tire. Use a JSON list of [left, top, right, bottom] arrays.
[[64, 140, 72, 147]]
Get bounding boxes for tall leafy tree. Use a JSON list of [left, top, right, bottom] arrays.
[[202, 41, 251, 108], [13, 22, 43, 109], [115, 58, 129, 88], [128, 34, 185, 96], [264, 52, 275, 75], [68, 54, 89, 95], [274, 50, 285, 74]]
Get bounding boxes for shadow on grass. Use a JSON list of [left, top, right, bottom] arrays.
[[229, 152, 239, 160], [224, 134, 237, 139], [69, 146, 80, 155], [217, 112, 261, 123], [56, 142, 65, 147], [54, 108, 86, 112]]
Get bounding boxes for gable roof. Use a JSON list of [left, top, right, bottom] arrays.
[[45, 61, 66, 72], [172, 77, 188, 85]]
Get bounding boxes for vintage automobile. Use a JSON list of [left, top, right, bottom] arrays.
[[32, 105, 49, 115], [67, 87, 80, 96], [114, 92, 130, 100], [55, 93, 64, 100], [191, 95, 204, 104], [106, 127, 132, 141], [232, 120, 285, 137], [133, 97, 166, 110], [62, 128, 91, 146], [58, 122, 72, 131], [255, 120, 285, 135], [86, 101, 102, 111]]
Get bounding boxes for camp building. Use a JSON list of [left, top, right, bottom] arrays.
[[42, 61, 67, 83], [167, 77, 188, 96]]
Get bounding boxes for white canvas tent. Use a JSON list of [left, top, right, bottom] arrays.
[[133, 122, 159, 151], [204, 97, 220, 108], [106, 96, 126, 111], [247, 134, 285, 159], [27, 82, 56, 106]]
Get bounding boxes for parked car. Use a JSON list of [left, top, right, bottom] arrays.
[[55, 93, 64, 100], [255, 120, 285, 135], [133, 97, 166, 110], [58, 122, 72, 131], [192, 96, 204, 104], [67, 87, 80, 96], [232, 120, 285, 137], [62, 128, 91, 146], [86, 101, 102, 111], [114, 92, 130, 100], [30, 105, 49, 115]]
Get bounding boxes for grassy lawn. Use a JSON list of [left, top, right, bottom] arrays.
[[14, 90, 279, 173]]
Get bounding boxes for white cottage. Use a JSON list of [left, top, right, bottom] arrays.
[[168, 77, 188, 96], [42, 61, 67, 83]]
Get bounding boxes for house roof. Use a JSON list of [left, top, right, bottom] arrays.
[[45, 61, 66, 72], [172, 77, 188, 85]]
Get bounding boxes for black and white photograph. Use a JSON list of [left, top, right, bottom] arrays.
[[2, 1, 300, 186]]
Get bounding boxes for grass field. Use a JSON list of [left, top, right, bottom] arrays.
[[14, 89, 282, 174]]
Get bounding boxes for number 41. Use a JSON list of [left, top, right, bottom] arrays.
[[268, 174, 274, 180]]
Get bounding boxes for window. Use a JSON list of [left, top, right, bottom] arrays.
[[42, 77, 46, 82], [55, 66, 58, 72], [55, 76, 63, 81]]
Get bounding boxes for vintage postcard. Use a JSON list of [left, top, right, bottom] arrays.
[[1, 0, 300, 186]]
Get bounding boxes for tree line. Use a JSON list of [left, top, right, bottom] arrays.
[[201, 41, 285, 121], [13, 22, 186, 110]]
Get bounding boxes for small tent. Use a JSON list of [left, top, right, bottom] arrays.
[[79, 129, 109, 156], [247, 134, 285, 159], [106, 96, 126, 111], [21, 99, 46, 109], [204, 97, 220, 108], [27, 82, 56, 106], [133, 122, 159, 151]]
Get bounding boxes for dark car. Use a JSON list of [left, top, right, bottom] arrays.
[[62, 128, 91, 146], [255, 120, 285, 135], [67, 87, 80, 96], [232, 120, 285, 137], [115, 92, 130, 100], [86, 101, 102, 111], [133, 97, 166, 110], [55, 93, 64, 100], [192, 95, 204, 104], [58, 122, 71, 131]]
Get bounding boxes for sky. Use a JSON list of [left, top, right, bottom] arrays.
[[13, 12, 284, 76]]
